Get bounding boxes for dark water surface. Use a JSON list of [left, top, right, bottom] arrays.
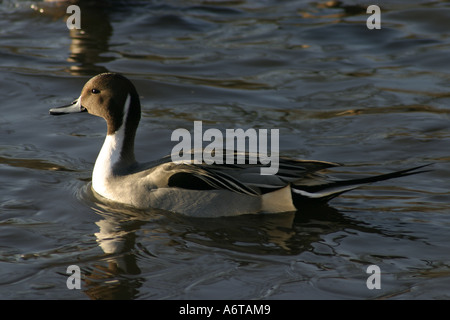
[[1, 0, 449, 299]]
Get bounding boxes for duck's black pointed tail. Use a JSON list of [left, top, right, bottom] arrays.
[[291, 164, 432, 207]]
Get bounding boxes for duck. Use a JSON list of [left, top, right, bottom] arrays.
[[49, 72, 429, 217]]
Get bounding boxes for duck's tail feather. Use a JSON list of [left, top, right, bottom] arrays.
[[291, 164, 432, 206]]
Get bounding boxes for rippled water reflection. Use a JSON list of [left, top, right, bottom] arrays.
[[0, 0, 449, 299]]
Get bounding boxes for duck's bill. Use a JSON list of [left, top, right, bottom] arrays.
[[49, 98, 86, 115]]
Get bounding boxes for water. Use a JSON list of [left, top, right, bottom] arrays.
[[0, 0, 449, 300]]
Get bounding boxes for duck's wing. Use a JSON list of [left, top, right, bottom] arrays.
[[165, 163, 260, 196], [152, 152, 340, 196], [207, 156, 339, 192], [150, 152, 431, 202]]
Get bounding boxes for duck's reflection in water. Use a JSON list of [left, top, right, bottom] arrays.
[[85, 209, 146, 299], [80, 185, 383, 299], [36, 0, 114, 75]]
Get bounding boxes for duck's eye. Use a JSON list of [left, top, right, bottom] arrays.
[[92, 89, 100, 94]]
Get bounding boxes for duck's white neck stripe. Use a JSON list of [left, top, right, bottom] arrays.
[[92, 94, 131, 197]]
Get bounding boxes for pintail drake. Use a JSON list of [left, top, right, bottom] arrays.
[[49, 73, 429, 217]]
